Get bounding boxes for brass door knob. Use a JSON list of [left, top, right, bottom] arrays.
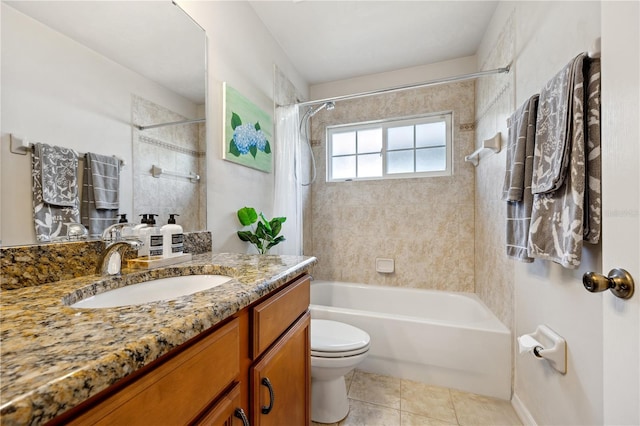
[[583, 268, 635, 299]]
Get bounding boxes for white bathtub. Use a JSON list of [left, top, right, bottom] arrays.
[[309, 281, 512, 400]]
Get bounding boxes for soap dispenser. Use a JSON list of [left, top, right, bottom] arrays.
[[161, 214, 184, 258], [134, 214, 150, 257], [145, 214, 163, 257], [137, 214, 163, 258]]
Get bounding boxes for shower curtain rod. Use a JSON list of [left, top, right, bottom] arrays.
[[292, 64, 511, 108]]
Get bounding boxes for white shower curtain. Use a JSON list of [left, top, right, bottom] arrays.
[[273, 105, 302, 255]]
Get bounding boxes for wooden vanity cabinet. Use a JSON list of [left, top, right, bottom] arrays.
[[50, 273, 311, 426]]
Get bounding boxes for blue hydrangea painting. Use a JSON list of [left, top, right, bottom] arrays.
[[223, 83, 273, 172]]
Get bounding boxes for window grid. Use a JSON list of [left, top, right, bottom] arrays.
[[327, 113, 452, 182]]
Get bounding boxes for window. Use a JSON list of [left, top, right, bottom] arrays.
[[326, 113, 452, 182]]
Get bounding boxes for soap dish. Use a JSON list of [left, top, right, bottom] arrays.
[[127, 253, 193, 269]]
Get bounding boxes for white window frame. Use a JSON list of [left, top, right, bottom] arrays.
[[326, 112, 453, 182]]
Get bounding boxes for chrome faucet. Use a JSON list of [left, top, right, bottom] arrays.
[[96, 223, 143, 275], [101, 223, 136, 242]]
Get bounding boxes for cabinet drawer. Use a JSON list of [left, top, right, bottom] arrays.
[[69, 319, 240, 425], [194, 382, 244, 426], [252, 274, 310, 358]]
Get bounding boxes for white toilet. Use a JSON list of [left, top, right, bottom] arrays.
[[310, 319, 371, 424]]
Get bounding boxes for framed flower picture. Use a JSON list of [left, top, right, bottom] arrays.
[[222, 83, 273, 173]]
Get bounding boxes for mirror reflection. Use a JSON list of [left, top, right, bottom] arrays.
[[0, 1, 207, 246]]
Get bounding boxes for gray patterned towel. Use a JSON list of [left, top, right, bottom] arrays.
[[531, 53, 587, 194], [505, 95, 539, 262], [81, 153, 120, 237], [584, 59, 601, 244], [38, 143, 78, 206], [527, 54, 600, 268], [32, 143, 80, 241]]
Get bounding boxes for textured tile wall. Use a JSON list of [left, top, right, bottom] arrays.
[[308, 82, 476, 292], [474, 13, 516, 331], [132, 95, 206, 231]]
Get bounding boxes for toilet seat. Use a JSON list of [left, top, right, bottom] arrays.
[[311, 319, 370, 358]]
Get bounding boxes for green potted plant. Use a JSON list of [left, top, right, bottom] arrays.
[[236, 207, 286, 254]]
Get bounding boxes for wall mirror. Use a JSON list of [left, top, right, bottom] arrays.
[[1, 1, 207, 246]]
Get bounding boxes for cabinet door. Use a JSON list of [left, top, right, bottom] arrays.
[[194, 383, 248, 426], [251, 312, 310, 426]]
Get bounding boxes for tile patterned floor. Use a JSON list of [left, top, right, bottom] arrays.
[[312, 370, 522, 426]]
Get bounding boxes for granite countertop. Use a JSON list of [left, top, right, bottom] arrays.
[[0, 252, 317, 425]]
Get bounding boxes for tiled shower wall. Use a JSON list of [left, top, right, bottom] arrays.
[[308, 82, 476, 291], [474, 13, 516, 331], [132, 95, 206, 231]]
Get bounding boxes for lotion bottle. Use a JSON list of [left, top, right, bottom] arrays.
[[134, 214, 150, 257], [161, 214, 184, 258], [145, 214, 163, 257]]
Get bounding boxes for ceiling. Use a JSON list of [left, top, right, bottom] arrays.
[[249, 1, 499, 85], [7, 1, 498, 99]]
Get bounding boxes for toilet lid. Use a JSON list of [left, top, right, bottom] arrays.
[[311, 319, 370, 356]]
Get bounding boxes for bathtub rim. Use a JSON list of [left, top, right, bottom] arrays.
[[310, 279, 510, 333]]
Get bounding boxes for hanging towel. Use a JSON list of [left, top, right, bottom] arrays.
[[32, 143, 80, 241], [38, 143, 78, 206], [81, 153, 120, 237], [584, 58, 601, 244], [504, 94, 539, 262], [531, 53, 587, 194], [89, 153, 120, 209], [527, 54, 594, 268]]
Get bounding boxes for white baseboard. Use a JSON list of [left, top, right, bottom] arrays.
[[512, 392, 537, 426]]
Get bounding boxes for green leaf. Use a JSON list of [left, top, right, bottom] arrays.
[[270, 219, 282, 237], [231, 112, 242, 130], [255, 122, 261, 131], [249, 145, 257, 158], [237, 231, 257, 244], [266, 235, 286, 250], [229, 140, 241, 157], [238, 231, 263, 253], [264, 141, 271, 154], [255, 221, 268, 239], [237, 207, 258, 226], [259, 213, 272, 233]]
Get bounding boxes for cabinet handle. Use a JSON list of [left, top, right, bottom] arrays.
[[234, 408, 250, 426], [260, 377, 275, 414]]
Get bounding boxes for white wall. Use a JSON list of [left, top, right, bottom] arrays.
[[0, 4, 198, 246], [310, 55, 477, 100], [177, 1, 309, 253], [475, 2, 603, 424]]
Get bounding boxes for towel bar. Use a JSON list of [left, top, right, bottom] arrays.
[[465, 132, 501, 166], [9, 134, 126, 168], [151, 164, 200, 183]]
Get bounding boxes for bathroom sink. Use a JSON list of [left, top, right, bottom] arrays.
[[70, 275, 233, 309]]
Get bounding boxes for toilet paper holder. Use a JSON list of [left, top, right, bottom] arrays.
[[518, 325, 567, 374]]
